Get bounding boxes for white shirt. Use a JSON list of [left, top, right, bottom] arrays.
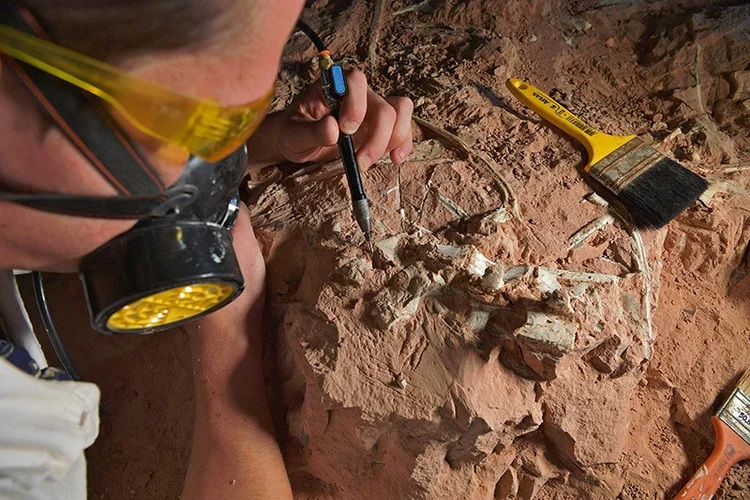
[[0, 270, 100, 499]]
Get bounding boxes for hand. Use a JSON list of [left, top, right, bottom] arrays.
[[273, 69, 414, 170]]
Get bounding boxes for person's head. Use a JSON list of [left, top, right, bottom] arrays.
[[0, 0, 304, 271]]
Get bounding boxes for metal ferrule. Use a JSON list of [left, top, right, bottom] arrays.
[[587, 137, 661, 193], [717, 387, 750, 446], [352, 198, 371, 234], [318, 54, 335, 71]]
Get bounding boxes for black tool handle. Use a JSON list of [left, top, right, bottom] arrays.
[[335, 126, 366, 201], [324, 64, 368, 202]]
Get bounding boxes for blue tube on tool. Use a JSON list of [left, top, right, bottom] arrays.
[[330, 65, 347, 98]]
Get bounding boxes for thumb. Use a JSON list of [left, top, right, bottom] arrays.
[[279, 114, 339, 163]]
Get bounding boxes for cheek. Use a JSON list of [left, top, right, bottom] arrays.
[[0, 203, 136, 271], [0, 67, 118, 196]]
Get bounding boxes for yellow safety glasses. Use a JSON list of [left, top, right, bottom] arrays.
[[0, 25, 273, 162]]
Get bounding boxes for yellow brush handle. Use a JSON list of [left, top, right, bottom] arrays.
[[506, 78, 636, 170]]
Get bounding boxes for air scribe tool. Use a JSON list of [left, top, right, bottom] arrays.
[[297, 21, 373, 252]]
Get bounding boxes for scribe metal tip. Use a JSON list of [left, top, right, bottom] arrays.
[[352, 198, 373, 253]]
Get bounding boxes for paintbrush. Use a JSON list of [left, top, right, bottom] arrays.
[[674, 369, 750, 499], [506, 78, 708, 229]]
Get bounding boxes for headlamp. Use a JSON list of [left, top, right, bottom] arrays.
[[0, 3, 257, 334]]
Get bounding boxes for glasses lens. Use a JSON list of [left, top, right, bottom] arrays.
[[184, 91, 274, 162], [0, 25, 274, 163]]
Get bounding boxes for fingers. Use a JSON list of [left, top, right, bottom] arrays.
[[292, 81, 331, 121], [275, 67, 414, 168], [354, 89, 397, 170], [337, 70, 368, 135], [279, 114, 339, 163], [384, 96, 414, 164]]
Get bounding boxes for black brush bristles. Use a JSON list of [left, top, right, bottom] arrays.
[[617, 157, 709, 229]]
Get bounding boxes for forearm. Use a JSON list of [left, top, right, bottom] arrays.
[[181, 208, 293, 500], [246, 111, 286, 171], [182, 308, 293, 500]]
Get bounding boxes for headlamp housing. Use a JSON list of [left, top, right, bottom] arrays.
[[81, 219, 243, 334]]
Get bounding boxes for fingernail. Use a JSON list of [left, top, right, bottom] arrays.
[[342, 120, 358, 135], [394, 150, 405, 164]]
